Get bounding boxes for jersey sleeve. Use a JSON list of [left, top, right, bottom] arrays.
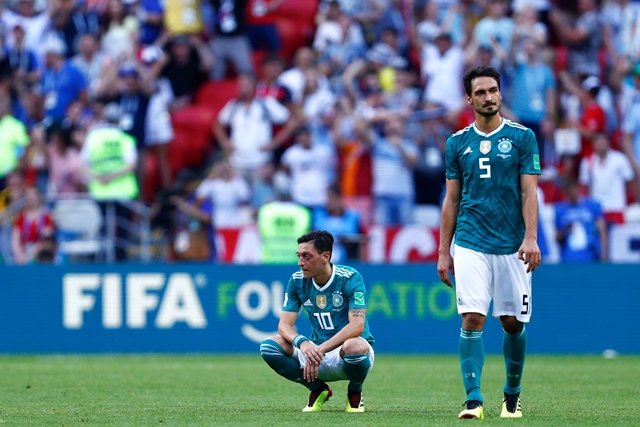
[[519, 128, 541, 175], [346, 271, 367, 310], [282, 276, 301, 312], [444, 135, 461, 179]]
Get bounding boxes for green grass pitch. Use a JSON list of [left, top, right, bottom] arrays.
[[0, 354, 637, 426]]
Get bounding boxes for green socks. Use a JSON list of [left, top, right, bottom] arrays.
[[503, 326, 526, 395], [459, 329, 485, 403], [260, 339, 324, 391], [343, 353, 371, 393]]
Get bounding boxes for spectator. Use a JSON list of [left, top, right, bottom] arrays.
[[195, 159, 251, 228], [257, 194, 311, 264], [279, 47, 328, 104], [281, 125, 335, 210], [140, 45, 175, 189], [601, 0, 640, 69], [313, 184, 363, 262], [0, 171, 25, 213], [549, 0, 602, 77], [555, 177, 608, 262], [6, 23, 40, 89], [246, 0, 283, 53], [472, 0, 515, 53], [167, 170, 216, 262], [209, 0, 254, 80], [507, 34, 557, 165], [256, 54, 293, 105], [621, 63, 640, 203], [0, 95, 29, 189], [40, 35, 88, 124], [1, 0, 52, 58], [558, 73, 607, 176], [579, 133, 635, 225], [11, 186, 55, 265], [96, 61, 152, 152], [160, 34, 213, 108], [99, 0, 140, 60], [421, 31, 465, 115], [49, 0, 101, 57], [23, 123, 48, 192], [80, 103, 139, 260], [81, 103, 139, 201], [136, 0, 165, 45], [366, 116, 419, 226], [46, 120, 85, 196], [71, 33, 107, 99], [213, 73, 291, 183]]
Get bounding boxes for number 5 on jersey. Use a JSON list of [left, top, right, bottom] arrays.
[[479, 157, 491, 178]]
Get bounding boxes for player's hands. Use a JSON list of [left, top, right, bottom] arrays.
[[518, 237, 541, 273], [301, 341, 324, 382], [437, 252, 455, 287]]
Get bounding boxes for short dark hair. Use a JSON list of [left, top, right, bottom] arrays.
[[298, 230, 334, 254], [463, 66, 501, 96]]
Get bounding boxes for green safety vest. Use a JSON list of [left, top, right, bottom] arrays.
[[86, 126, 139, 200], [0, 114, 29, 177], [258, 201, 311, 264]]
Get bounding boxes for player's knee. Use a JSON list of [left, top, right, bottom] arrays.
[[462, 313, 486, 331], [342, 338, 368, 355], [500, 316, 523, 335], [260, 336, 288, 360]]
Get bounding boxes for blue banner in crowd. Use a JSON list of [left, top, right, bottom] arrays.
[[0, 263, 637, 354]]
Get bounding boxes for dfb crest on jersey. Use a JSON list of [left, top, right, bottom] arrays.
[[316, 295, 327, 309], [498, 138, 513, 153], [480, 140, 491, 154], [332, 293, 344, 308]]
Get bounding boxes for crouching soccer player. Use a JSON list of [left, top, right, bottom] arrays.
[[260, 230, 375, 412]]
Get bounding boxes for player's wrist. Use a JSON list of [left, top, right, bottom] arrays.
[[292, 334, 310, 348]]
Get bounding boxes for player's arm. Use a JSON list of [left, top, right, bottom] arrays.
[[438, 178, 461, 287], [518, 174, 541, 272], [316, 308, 366, 355], [277, 310, 301, 346]]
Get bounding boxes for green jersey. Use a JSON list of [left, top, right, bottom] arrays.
[[445, 119, 541, 254], [282, 264, 374, 346]]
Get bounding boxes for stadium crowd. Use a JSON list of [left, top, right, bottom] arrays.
[[0, 0, 639, 264]]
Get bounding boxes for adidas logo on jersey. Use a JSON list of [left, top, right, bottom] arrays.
[[463, 147, 472, 155], [303, 299, 313, 306]]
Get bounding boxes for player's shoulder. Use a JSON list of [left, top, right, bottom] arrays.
[[290, 269, 305, 284], [503, 119, 534, 137], [333, 264, 360, 279], [446, 124, 474, 148]]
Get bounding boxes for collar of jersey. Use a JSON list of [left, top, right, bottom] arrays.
[[472, 117, 505, 137], [313, 264, 336, 292]]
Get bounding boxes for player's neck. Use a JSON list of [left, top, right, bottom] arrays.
[[474, 114, 503, 134], [314, 263, 333, 286]]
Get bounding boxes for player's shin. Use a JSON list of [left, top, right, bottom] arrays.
[[459, 329, 485, 403], [343, 353, 371, 393], [260, 339, 305, 383], [503, 326, 527, 395]]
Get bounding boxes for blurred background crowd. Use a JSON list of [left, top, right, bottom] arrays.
[[0, 0, 639, 265]]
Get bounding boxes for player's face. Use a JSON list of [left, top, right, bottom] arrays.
[[467, 76, 501, 117], [296, 242, 330, 278]]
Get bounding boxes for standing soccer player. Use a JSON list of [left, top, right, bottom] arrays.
[[260, 230, 375, 412], [437, 66, 542, 419]]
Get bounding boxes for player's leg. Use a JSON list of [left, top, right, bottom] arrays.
[[453, 245, 493, 419], [493, 252, 532, 418], [260, 335, 304, 383], [340, 337, 373, 412]]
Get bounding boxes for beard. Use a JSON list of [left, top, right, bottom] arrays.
[[476, 102, 501, 117]]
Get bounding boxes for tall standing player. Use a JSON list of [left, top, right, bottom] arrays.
[[260, 230, 374, 412], [437, 66, 542, 419]]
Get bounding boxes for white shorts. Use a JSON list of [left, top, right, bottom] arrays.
[[453, 244, 532, 322], [293, 337, 375, 382]]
